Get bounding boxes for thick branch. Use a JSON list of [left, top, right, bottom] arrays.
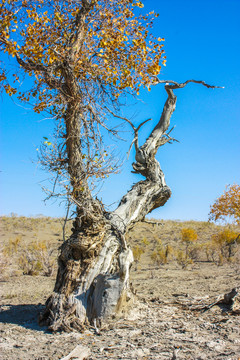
[[68, 0, 96, 61], [16, 55, 63, 90], [110, 79, 221, 232], [140, 86, 176, 158]]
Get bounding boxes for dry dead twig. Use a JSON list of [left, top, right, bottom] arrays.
[[175, 288, 240, 314]]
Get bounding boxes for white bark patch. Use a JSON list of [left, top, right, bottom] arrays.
[[70, 235, 119, 320]]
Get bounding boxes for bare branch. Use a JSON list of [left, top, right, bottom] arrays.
[[127, 118, 152, 158], [104, 106, 136, 131], [153, 78, 224, 90], [141, 79, 223, 159], [136, 118, 152, 132]]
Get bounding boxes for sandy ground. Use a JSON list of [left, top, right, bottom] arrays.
[[1, 263, 239, 360], [0, 218, 240, 359]]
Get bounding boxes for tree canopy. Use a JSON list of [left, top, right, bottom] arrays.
[[0, 0, 167, 204], [0, 0, 165, 116], [209, 184, 240, 225]]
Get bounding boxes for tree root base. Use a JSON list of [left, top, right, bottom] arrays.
[[39, 289, 137, 333]]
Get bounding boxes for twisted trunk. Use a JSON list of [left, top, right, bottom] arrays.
[[40, 80, 219, 331], [39, 86, 175, 332], [12, 0, 220, 334]]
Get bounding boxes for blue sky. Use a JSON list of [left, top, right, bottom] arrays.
[[0, 0, 239, 220]]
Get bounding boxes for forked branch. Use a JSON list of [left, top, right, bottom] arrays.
[[111, 79, 222, 228], [137, 79, 223, 162], [153, 78, 224, 90]]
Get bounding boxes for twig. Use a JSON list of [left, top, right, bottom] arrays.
[[153, 78, 224, 89]]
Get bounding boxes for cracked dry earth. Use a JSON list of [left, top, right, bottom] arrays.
[[1, 262, 240, 360]]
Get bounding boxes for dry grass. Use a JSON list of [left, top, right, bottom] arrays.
[[0, 215, 239, 282], [126, 219, 240, 269], [0, 216, 72, 279], [1, 216, 239, 360]]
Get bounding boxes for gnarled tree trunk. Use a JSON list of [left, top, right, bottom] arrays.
[[40, 80, 219, 331]]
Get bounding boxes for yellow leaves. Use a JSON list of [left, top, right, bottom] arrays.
[[132, 39, 138, 46], [3, 84, 17, 96], [1, 0, 166, 115], [2, 31, 10, 39], [55, 12, 63, 23], [99, 39, 108, 47], [134, 1, 144, 8], [0, 73, 7, 82], [33, 101, 47, 113], [209, 184, 240, 224], [147, 63, 161, 75], [212, 229, 239, 246], [181, 228, 198, 243]]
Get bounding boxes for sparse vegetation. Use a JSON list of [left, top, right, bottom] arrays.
[[18, 241, 55, 276], [175, 250, 193, 269], [132, 245, 144, 269], [0, 216, 65, 277], [0, 246, 10, 280], [1, 216, 239, 278], [150, 240, 173, 266], [211, 229, 239, 261], [142, 237, 150, 246], [0, 215, 240, 360]]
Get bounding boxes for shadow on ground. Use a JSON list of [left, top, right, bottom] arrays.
[[0, 304, 48, 332]]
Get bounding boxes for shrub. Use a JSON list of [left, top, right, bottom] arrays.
[[165, 244, 174, 260], [0, 246, 10, 280], [211, 229, 239, 260], [4, 235, 22, 256], [181, 228, 198, 263], [151, 249, 167, 265], [181, 228, 198, 243], [150, 244, 173, 266], [142, 237, 150, 246], [132, 245, 144, 264], [132, 245, 144, 269], [18, 241, 55, 276], [187, 243, 202, 262], [176, 250, 193, 269], [202, 242, 218, 263]]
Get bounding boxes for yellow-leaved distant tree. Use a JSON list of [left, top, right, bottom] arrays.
[[0, 0, 220, 331], [209, 184, 240, 225]]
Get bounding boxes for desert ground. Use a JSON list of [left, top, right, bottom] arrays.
[[0, 216, 239, 360]]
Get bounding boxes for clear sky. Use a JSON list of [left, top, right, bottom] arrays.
[[0, 0, 239, 220]]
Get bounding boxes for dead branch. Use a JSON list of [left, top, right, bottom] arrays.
[[153, 78, 224, 90], [175, 288, 240, 313], [142, 219, 163, 227]]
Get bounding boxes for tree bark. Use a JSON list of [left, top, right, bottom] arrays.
[[40, 80, 220, 332]]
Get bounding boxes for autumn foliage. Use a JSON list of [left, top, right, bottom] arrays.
[[209, 184, 240, 225], [0, 0, 167, 199], [181, 228, 198, 243], [0, 0, 165, 109]]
